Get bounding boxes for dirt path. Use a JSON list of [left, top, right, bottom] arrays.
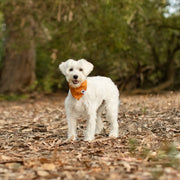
[[0, 92, 179, 179]]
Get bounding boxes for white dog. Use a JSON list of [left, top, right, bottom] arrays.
[[59, 59, 119, 141]]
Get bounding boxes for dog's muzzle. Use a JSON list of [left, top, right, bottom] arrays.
[[72, 75, 79, 84]]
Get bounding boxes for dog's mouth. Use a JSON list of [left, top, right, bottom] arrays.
[[72, 80, 79, 84]]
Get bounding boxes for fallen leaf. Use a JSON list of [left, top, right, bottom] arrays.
[[37, 170, 49, 177], [41, 163, 56, 171]]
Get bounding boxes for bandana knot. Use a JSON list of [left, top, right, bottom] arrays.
[[69, 80, 87, 100]]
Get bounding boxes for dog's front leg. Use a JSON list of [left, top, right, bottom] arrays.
[[66, 112, 77, 141], [84, 109, 97, 141]]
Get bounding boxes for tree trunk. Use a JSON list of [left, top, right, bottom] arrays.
[[0, 1, 36, 93], [130, 52, 177, 94], [0, 39, 36, 93]]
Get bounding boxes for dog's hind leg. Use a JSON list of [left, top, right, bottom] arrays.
[[95, 101, 105, 135], [106, 99, 119, 138]]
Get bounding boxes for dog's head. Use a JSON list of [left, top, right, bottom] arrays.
[[59, 59, 94, 88]]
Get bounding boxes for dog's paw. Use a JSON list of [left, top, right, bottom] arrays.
[[67, 135, 76, 141], [95, 123, 104, 135], [109, 131, 119, 138], [84, 136, 94, 142], [95, 127, 103, 135]]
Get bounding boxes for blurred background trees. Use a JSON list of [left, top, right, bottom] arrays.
[[0, 0, 179, 93], [0, 0, 36, 93]]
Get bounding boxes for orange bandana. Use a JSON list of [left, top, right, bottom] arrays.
[[69, 80, 87, 100]]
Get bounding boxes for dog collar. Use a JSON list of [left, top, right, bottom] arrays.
[[69, 80, 87, 100]]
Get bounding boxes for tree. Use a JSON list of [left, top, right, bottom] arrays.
[[38, 0, 180, 92], [116, 0, 180, 92], [0, 0, 36, 93], [0, 0, 179, 93]]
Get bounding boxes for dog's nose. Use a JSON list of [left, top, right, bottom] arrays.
[[73, 75, 78, 79]]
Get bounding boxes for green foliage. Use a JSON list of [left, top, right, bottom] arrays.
[[0, 0, 180, 92], [0, 12, 4, 68], [157, 143, 180, 169], [0, 94, 28, 101], [128, 138, 139, 155]]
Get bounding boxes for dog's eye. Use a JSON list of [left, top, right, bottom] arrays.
[[79, 68, 83, 71], [69, 68, 73, 71]]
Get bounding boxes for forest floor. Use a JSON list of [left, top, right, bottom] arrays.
[[0, 92, 180, 180]]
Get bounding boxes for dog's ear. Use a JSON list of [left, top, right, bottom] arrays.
[[59, 59, 74, 75], [79, 59, 94, 76], [59, 62, 67, 75]]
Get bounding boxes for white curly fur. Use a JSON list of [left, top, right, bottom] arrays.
[[59, 59, 120, 141]]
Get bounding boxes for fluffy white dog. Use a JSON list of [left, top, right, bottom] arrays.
[[59, 59, 119, 141]]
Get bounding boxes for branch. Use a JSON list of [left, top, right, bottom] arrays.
[[159, 25, 180, 31], [130, 78, 174, 94]]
